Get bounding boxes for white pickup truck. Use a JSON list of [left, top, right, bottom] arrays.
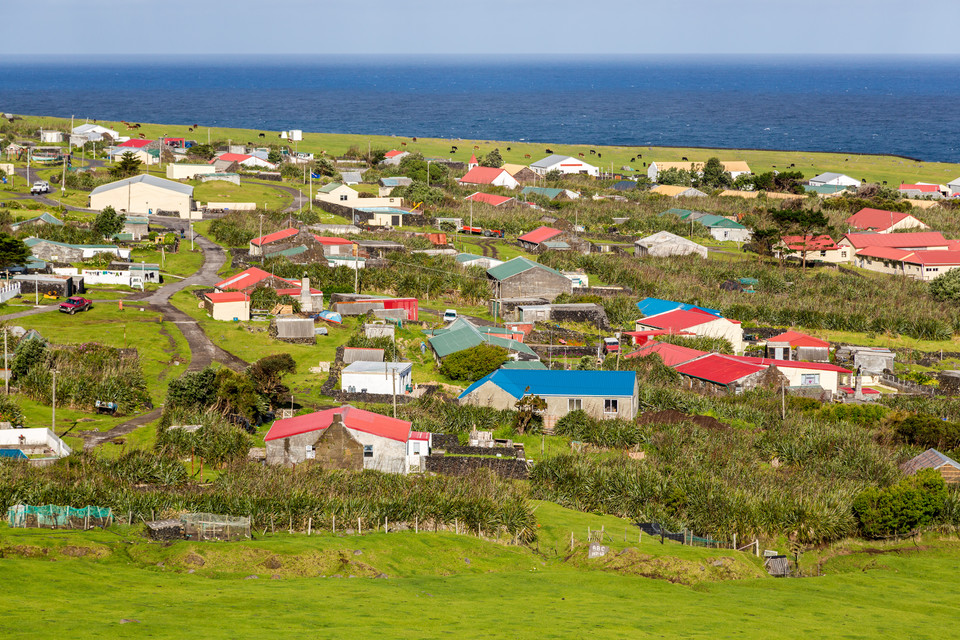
[[30, 181, 50, 195]]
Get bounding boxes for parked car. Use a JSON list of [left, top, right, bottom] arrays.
[[602, 337, 620, 355], [59, 296, 93, 314], [30, 181, 50, 195], [443, 309, 458, 322]]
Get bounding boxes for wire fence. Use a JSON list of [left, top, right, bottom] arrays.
[[7, 504, 113, 530]]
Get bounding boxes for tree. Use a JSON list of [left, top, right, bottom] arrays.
[[397, 153, 448, 184], [480, 148, 504, 168], [656, 167, 693, 186], [514, 394, 547, 435], [852, 469, 947, 538], [268, 149, 284, 165], [544, 169, 563, 183], [110, 151, 142, 178], [247, 353, 297, 407], [391, 180, 444, 206], [746, 227, 782, 263], [93, 205, 126, 239], [770, 208, 832, 268], [930, 269, 960, 303], [0, 233, 31, 269], [439, 344, 508, 381], [11, 337, 46, 380], [312, 157, 336, 177], [189, 144, 216, 161], [698, 157, 732, 189]]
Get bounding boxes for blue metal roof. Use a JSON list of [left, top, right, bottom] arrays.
[[636, 297, 721, 318], [459, 369, 636, 400]]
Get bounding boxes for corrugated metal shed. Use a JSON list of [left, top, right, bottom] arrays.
[[487, 257, 563, 281], [343, 348, 385, 364], [275, 316, 315, 339], [428, 318, 536, 359]]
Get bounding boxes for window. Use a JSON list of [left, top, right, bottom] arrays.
[[801, 373, 820, 387], [412, 442, 421, 455], [305, 444, 315, 460], [339, 194, 348, 201], [926, 267, 939, 272], [604, 399, 619, 414], [363, 445, 373, 458], [568, 398, 582, 412]]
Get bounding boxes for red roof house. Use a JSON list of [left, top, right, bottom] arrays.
[[118, 139, 153, 148], [517, 226, 563, 249], [264, 406, 427, 471], [465, 192, 515, 207], [635, 309, 745, 352], [214, 153, 253, 164], [214, 267, 319, 296], [624, 341, 707, 366], [384, 150, 405, 158], [458, 167, 520, 189], [780, 235, 839, 251], [250, 227, 299, 249], [674, 354, 766, 387], [840, 232, 948, 251], [846, 208, 928, 233]]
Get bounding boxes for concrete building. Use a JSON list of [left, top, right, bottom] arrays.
[[458, 167, 520, 189], [341, 361, 413, 396], [487, 257, 573, 301], [776, 235, 850, 264], [765, 330, 830, 362], [529, 155, 600, 177], [845, 208, 929, 234], [378, 176, 412, 196], [203, 292, 250, 322], [25, 238, 129, 262], [166, 164, 218, 180], [634, 231, 708, 259], [89, 175, 194, 218], [264, 406, 429, 473], [459, 370, 639, 421], [0, 427, 71, 458], [636, 309, 744, 353], [71, 123, 119, 143], [381, 150, 410, 166]]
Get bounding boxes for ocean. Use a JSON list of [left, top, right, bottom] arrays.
[[2, 55, 959, 162]]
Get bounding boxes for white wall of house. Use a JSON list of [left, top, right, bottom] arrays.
[[166, 164, 217, 180], [90, 182, 191, 217], [708, 227, 752, 243], [459, 381, 638, 421], [208, 299, 250, 322], [636, 317, 744, 353], [341, 367, 412, 395]]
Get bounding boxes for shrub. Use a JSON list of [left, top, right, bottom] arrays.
[[890, 413, 960, 451], [439, 344, 508, 382], [852, 469, 947, 538]]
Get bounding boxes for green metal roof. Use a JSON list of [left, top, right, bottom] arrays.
[[659, 208, 694, 219], [455, 253, 484, 263], [521, 186, 564, 200], [265, 244, 309, 258], [427, 318, 537, 359], [486, 256, 563, 281], [694, 214, 747, 230], [542, 241, 570, 249], [317, 182, 345, 193]]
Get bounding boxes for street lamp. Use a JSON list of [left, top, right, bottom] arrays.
[[426, 160, 432, 186]]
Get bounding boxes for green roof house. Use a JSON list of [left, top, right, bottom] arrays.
[[487, 257, 573, 301]]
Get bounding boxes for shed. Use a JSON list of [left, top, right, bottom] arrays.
[[343, 347, 385, 364], [275, 316, 316, 343], [634, 231, 708, 259], [764, 556, 792, 578], [203, 291, 250, 322], [765, 330, 830, 363], [341, 361, 413, 395], [89, 174, 194, 218], [900, 449, 960, 484], [487, 257, 572, 301]]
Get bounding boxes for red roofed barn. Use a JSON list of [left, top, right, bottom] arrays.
[[846, 208, 928, 233], [458, 166, 520, 189]]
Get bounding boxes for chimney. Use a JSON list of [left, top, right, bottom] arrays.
[[300, 275, 313, 313], [854, 366, 864, 401]]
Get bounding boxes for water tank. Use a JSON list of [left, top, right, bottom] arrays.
[[289, 129, 303, 141], [280, 131, 288, 139]]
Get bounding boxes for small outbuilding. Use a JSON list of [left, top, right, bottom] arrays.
[[634, 231, 708, 259], [341, 361, 413, 396], [203, 291, 250, 322], [900, 449, 960, 484]]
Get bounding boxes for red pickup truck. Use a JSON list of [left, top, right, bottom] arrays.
[[59, 297, 93, 314]]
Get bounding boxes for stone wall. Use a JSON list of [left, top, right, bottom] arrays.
[[425, 454, 529, 479], [443, 445, 522, 459]]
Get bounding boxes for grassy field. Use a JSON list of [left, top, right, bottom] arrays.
[[1, 504, 959, 638], [12, 114, 960, 186]]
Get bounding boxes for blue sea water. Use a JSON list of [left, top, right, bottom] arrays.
[[1, 55, 959, 162]]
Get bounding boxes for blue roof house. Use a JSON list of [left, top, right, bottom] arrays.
[[458, 369, 638, 421]]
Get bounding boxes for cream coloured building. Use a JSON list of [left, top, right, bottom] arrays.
[[89, 175, 194, 218]]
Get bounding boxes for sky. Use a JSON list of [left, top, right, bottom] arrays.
[[1, 0, 955, 56]]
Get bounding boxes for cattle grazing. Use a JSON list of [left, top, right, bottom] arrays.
[[524, 154, 531, 158], [789, 163, 795, 167], [259, 133, 265, 138], [193, 124, 199, 128], [545, 148, 553, 154], [597, 153, 602, 158], [474, 145, 479, 150], [188, 127, 194, 132], [630, 157, 636, 162], [579, 153, 584, 157], [681, 156, 688, 161], [506, 147, 511, 151], [138, 133, 146, 139], [637, 153, 642, 158], [589, 149, 596, 155], [401, 142, 407, 146], [412, 137, 417, 142]]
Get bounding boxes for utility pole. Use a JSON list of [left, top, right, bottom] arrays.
[[3, 328, 8, 395], [258, 214, 264, 265], [391, 367, 397, 418], [52, 369, 57, 430]]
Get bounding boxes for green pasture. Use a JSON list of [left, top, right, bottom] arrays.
[[12, 114, 960, 186], [1, 511, 959, 639]]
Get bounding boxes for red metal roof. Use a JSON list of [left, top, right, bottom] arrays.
[[469, 154, 478, 164], [275, 286, 322, 296], [839, 387, 881, 395], [841, 232, 947, 249], [904, 250, 960, 266], [204, 292, 249, 303], [637, 309, 722, 332], [766, 330, 829, 348], [409, 431, 431, 441], [899, 184, 938, 192], [119, 139, 153, 148], [313, 236, 353, 245], [460, 166, 510, 185], [625, 341, 707, 366], [251, 227, 299, 246], [728, 354, 851, 373], [517, 226, 563, 244], [674, 354, 766, 385], [855, 246, 916, 261], [264, 406, 413, 442], [384, 150, 404, 158], [466, 192, 514, 207], [780, 234, 839, 251], [215, 267, 300, 292], [846, 208, 913, 232], [218, 153, 252, 162]]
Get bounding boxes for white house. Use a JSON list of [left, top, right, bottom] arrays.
[[39, 130, 64, 144], [458, 167, 520, 189], [530, 155, 600, 177], [636, 309, 745, 353], [203, 291, 251, 322], [72, 123, 119, 143], [648, 160, 751, 182], [808, 172, 860, 188], [341, 361, 413, 396], [948, 177, 960, 197], [166, 164, 218, 180], [381, 150, 410, 166], [89, 175, 194, 218]]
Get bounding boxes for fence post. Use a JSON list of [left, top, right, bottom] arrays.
[[358, 517, 361, 535], [333, 515, 336, 534], [385, 517, 388, 533], [587, 526, 590, 541], [307, 517, 312, 536], [570, 531, 574, 551], [733, 533, 737, 550], [414, 516, 418, 534]]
